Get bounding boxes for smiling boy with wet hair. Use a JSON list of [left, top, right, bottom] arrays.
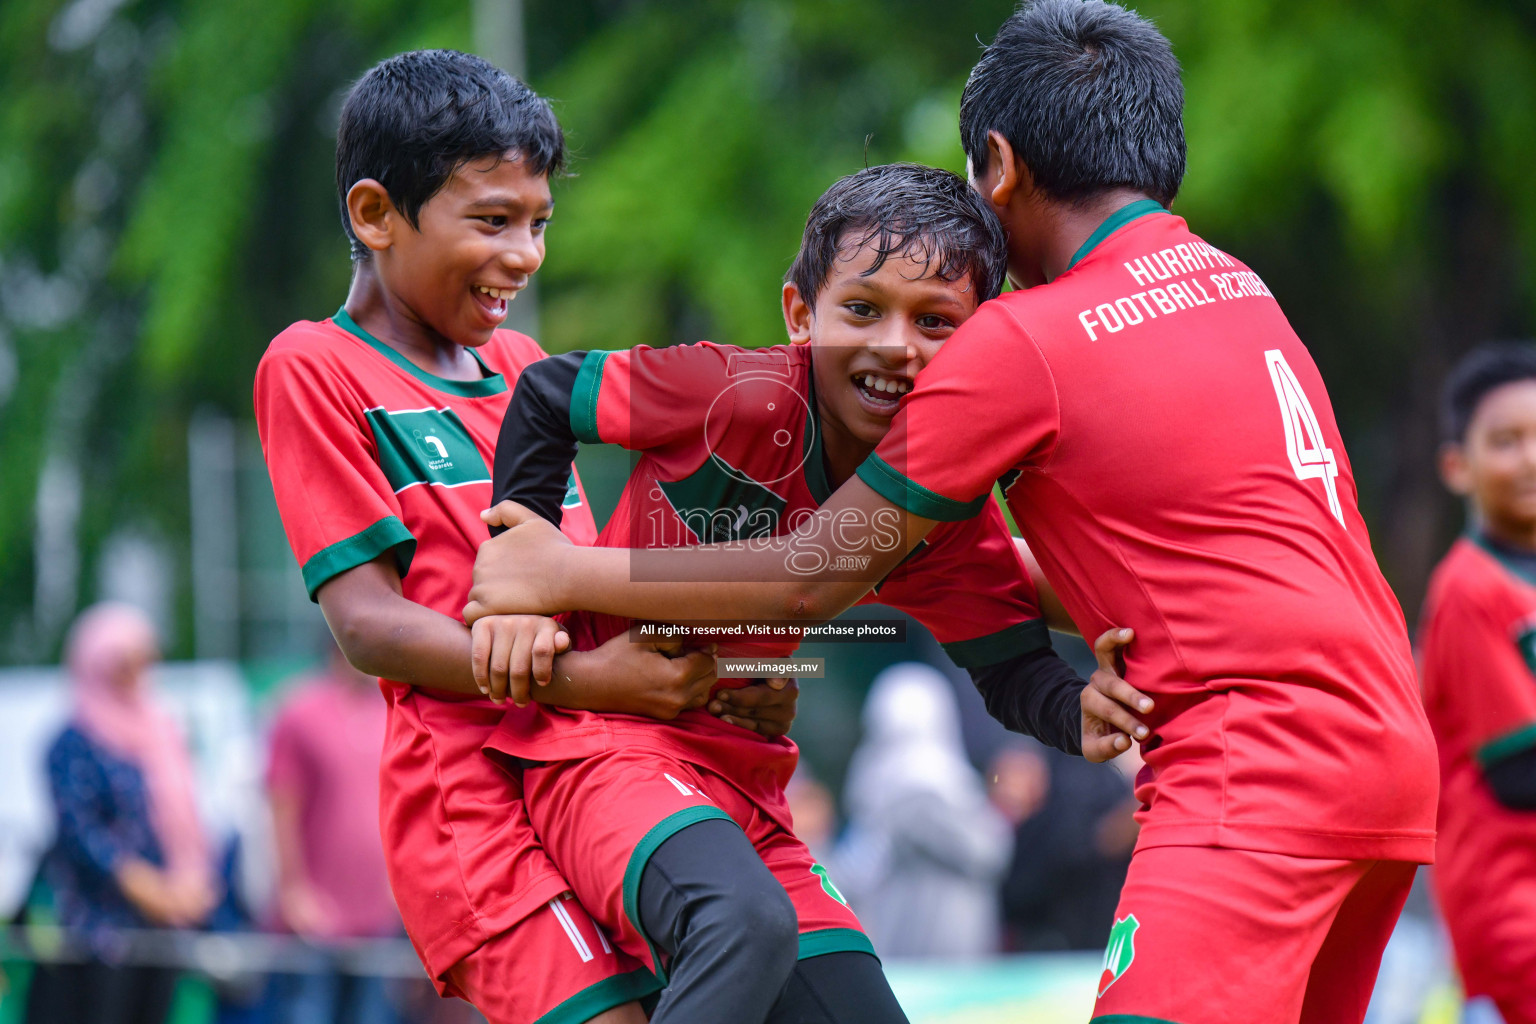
[[478, 161, 1150, 1024]]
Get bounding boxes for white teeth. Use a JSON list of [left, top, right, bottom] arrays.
[[477, 285, 515, 300], [858, 374, 911, 397]]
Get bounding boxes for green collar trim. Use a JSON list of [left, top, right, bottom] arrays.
[[333, 307, 506, 397], [1064, 199, 1169, 273], [1469, 530, 1536, 589]]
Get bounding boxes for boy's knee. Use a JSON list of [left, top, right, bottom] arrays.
[[687, 865, 797, 971], [734, 880, 798, 957], [728, 880, 800, 984]]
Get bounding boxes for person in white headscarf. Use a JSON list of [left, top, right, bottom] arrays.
[[839, 662, 1012, 960]]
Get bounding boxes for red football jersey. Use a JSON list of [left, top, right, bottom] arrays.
[[1418, 536, 1536, 992], [254, 309, 598, 981], [488, 340, 1048, 824], [862, 202, 1437, 862]]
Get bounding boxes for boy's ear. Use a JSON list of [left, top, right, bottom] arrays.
[[1439, 441, 1472, 496], [347, 179, 396, 254], [982, 130, 1040, 213], [983, 130, 1020, 210], [782, 282, 814, 345]]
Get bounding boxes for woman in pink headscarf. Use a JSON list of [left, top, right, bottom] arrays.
[[25, 602, 216, 1024]]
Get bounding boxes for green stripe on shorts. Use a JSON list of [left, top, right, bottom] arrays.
[[621, 805, 737, 982], [797, 927, 878, 962], [535, 966, 661, 1024]]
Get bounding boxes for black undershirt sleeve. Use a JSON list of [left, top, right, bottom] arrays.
[[1484, 746, 1536, 811], [967, 646, 1084, 756], [489, 351, 588, 535]]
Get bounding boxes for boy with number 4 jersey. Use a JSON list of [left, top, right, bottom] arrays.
[[1419, 344, 1536, 1024], [465, 5, 1439, 1023], [476, 163, 1153, 1024], [255, 51, 798, 1024]]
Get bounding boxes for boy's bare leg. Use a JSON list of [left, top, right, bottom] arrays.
[[590, 1005, 649, 1023]]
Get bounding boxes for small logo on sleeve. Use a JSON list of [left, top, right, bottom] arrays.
[[1098, 913, 1140, 997]]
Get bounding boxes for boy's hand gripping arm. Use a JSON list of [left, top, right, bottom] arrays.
[[317, 556, 716, 714], [471, 351, 804, 735], [466, 476, 935, 625], [967, 627, 1152, 761]]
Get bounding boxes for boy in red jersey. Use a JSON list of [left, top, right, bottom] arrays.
[[477, 162, 1151, 1024], [254, 50, 796, 1024], [1419, 343, 1536, 1023], [466, 3, 1439, 1022]]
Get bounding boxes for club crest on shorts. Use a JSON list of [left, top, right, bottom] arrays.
[[1098, 913, 1139, 997], [810, 863, 847, 905]]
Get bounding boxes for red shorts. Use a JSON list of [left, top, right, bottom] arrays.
[[444, 895, 659, 1024], [519, 746, 870, 977], [1090, 846, 1415, 1024]]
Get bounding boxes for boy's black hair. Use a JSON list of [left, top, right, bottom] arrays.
[[1442, 342, 1536, 443], [787, 163, 1008, 307], [336, 49, 564, 261], [960, 0, 1186, 208]]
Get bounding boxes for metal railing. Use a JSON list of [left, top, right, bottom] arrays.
[[2, 925, 427, 981]]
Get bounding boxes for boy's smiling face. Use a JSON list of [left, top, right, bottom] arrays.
[[356, 151, 552, 347], [1442, 379, 1536, 538], [784, 237, 980, 453]]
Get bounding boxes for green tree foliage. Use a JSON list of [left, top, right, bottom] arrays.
[[0, 0, 1532, 660]]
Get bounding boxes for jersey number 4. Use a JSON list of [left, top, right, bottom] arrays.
[[1265, 350, 1344, 527]]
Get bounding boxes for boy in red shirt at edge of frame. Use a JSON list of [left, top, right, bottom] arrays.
[[1419, 343, 1536, 1024], [254, 50, 797, 1024], [464, 4, 1440, 1023]]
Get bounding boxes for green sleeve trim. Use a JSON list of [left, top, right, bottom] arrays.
[[570, 350, 609, 445], [1064, 199, 1169, 272], [621, 805, 737, 981], [941, 618, 1051, 669], [534, 967, 661, 1024], [299, 516, 416, 601], [797, 927, 878, 962], [1476, 721, 1536, 769], [1090, 1016, 1189, 1024], [856, 453, 988, 522]]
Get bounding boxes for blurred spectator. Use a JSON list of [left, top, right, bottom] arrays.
[[991, 742, 1136, 952], [26, 603, 216, 1024], [840, 662, 1011, 960], [264, 642, 402, 1024]]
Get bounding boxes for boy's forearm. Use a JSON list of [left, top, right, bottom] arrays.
[[325, 589, 622, 705], [968, 647, 1084, 754], [547, 545, 872, 623], [326, 593, 482, 695]]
